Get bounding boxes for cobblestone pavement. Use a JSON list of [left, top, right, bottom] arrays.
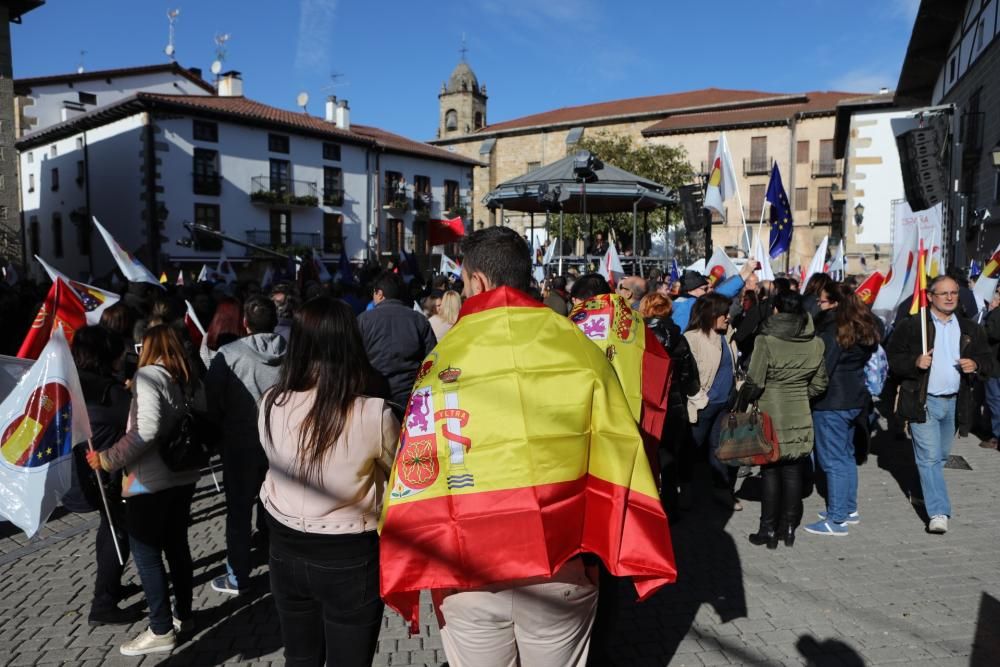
[[2, 429, 1000, 666]]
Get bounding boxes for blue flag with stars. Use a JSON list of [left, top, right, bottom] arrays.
[[767, 163, 793, 259]]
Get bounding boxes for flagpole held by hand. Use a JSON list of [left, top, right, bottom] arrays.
[[85, 441, 124, 567]]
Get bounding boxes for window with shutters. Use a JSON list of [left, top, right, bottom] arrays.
[[749, 184, 766, 219], [706, 140, 718, 174], [749, 137, 767, 172], [324, 167, 344, 206], [797, 141, 809, 164], [194, 204, 223, 251], [815, 186, 832, 222], [52, 213, 64, 258], [323, 213, 344, 254], [795, 187, 808, 211]]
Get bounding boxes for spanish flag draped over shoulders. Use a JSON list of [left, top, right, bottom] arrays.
[[379, 287, 676, 630], [568, 293, 671, 482]]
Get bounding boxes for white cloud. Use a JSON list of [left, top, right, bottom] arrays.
[[829, 68, 895, 94], [294, 0, 338, 73]]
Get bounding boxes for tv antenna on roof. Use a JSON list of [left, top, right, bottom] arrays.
[[211, 32, 230, 81], [165, 9, 180, 61], [321, 72, 348, 92], [296, 91, 309, 113]]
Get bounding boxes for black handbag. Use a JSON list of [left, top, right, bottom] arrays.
[[159, 400, 217, 472]]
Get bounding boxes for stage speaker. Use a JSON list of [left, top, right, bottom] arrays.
[[896, 126, 948, 212], [678, 184, 707, 233]]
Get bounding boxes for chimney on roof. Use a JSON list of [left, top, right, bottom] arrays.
[[335, 99, 350, 131], [188, 67, 202, 80], [218, 71, 243, 97], [325, 95, 337, 123]]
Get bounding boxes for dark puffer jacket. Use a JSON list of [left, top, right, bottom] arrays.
[[812, 309, 877, 411], [357, 299, 437, 414]]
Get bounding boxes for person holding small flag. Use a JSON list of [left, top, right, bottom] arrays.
[[886, 275, 992, 534]]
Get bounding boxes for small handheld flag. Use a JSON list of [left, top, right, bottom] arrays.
[[34, 256, 120, 326], [92, 217, 163, 288]]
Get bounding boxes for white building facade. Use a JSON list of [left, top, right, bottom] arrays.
[[16, 73, 477, 281]]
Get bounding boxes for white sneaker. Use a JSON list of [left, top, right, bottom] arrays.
[[120, 627, 176, 656], [928, 515, 948, 534]]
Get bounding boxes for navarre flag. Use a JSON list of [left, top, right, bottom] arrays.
[[428, 216, 465, 246], [379, 287, 677, 630], [569, 293, 671, 484], [184, 300, 206, 349], [766, 163, 794, 259], [972, 243, 1000, 313], [17, 279, 87, 360], [440, 254, 461, 278], [854, 271, 885, 306], [909, 239, 929, 316], [0, 329, 91, 537], [706, 246, 738, 286], [598, 242, 624, 288], [34, 255, 120, 326], [704, 132, 740, 219], [92, 217, 163, 288]]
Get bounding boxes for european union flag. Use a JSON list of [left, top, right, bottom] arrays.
[[767, 163, 793, 259]]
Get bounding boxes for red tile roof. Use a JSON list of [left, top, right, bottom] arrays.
[[641, 91, 864, 136], [15, 63, 216, 94], [473, 88, 790, 134], [17, 91, 480, 166]]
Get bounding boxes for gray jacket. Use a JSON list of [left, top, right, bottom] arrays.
[[101, 364, 202, 497], [205, 333, 287, 450]]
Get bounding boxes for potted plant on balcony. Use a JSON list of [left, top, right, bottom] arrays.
[[446, 204, 467, 220]]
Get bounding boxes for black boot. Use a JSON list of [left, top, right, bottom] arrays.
[[781, 525, 796, 547], [748, 527, 778, 549], [781, 459, 804, 548]]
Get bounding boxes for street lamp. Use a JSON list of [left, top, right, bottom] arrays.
[[991, 141, 1000, 169], [854, 202, 865, 226]]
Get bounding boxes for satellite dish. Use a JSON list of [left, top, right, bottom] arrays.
[[77, 66, 85, 74], [165, 44, 175, 57], [296, 91, 309, 111], [210, 60, 222, 75]]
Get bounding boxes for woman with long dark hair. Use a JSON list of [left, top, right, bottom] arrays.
[[806, 284, 880, 536], [86, 325, 202, 655], [745, 292, 828, 548], [684, 292, 742, 510], [260, 297, 400, 666]]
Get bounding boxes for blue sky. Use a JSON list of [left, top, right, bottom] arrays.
[[12, 0, 919, 141]]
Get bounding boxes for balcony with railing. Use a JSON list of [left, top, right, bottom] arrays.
[[245, 229, 322, 250], [743, 156, 771, 176], [193, 173, 221, 196], [383, 187, 409, 211], [810, 207, 833, 224], [323, 188, 345, 207], [249, 176, 319, 207], [811, 159, 842, 178]]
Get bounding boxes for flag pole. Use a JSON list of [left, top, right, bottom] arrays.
[[920, 304, 928, 355], [87, 439, 125, 567], [732, 183, 753, 259]]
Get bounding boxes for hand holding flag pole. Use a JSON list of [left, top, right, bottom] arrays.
[[85, 442, 124, 566], [909, 239, 929, 354]]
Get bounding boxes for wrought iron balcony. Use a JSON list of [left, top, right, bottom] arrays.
[[383, 187, 409, 211], [323, 188, 345, 207], [811, 160, 842, 178], [193, 173, 221, 196], [245, 229, 322, 250], [743, 156, 771, 176], [810, 207, 832, 224], [250, 176, 319, 207]]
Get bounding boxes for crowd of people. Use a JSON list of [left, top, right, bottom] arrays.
[[11, 231, 995, 665]]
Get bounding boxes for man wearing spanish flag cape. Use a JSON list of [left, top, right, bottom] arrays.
[[379, 227, 676, 666]]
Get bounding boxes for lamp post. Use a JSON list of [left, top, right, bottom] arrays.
[[854, 202, 864, 226]]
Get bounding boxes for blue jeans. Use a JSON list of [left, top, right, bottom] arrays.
[[223, 443, 269, 588], [125, 484, 195, 635], [985, 377, 1000, 438], [813, 408, 862, 524], [692, 401, 730, 481], [908, 395, 956, 518]]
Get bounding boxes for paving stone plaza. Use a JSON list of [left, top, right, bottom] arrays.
[[1, 427, 999, 666]]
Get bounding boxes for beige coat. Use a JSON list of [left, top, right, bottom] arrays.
[[683, 328, 739, 423]]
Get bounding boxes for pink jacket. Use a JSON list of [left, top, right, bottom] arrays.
[[259, 392, 400, 535]]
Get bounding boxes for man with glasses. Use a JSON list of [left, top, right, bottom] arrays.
[[616, 276, 647, 310], [887, 276, 992, 534]]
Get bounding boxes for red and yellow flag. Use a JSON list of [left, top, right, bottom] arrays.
[[854, 271, 885, 306], [568, 293, 671, 485], [17, 279, 87, 360], [909, 240, 928, 316], [379, 287, 676, 630]]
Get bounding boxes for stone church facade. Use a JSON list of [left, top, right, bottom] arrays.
[[430, 59, 869, 268]]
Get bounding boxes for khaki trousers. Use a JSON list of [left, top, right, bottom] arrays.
[[439, 558, 599, 667]]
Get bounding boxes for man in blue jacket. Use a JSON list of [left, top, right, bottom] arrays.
[[671, 262, 754, 331]]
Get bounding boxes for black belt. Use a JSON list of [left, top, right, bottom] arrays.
[[929, 393, 957, 399]]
